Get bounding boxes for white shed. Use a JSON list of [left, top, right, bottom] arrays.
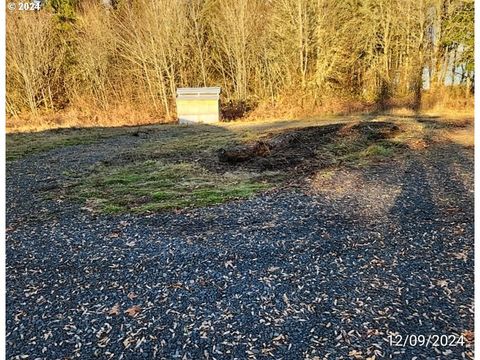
[[176, 87, 221, 124]]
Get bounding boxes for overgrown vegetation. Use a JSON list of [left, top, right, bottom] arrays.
[[74, 162, 271, 213], [7, 0, 474, 131]]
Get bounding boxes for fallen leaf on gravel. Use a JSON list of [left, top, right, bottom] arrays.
[[462, 330, 474, 342], [108, 304, 120, 316], [452, 251, 468, 261], [127, 292, 138, 300], [366, 329, 380, 337], [169, 283, 184, 289], [124, 305, 141, 317], [348, 349, 363, 358], [454, 229, 466, 236], [14, 311, 25, 322], [123, 336, 134, 348], [436, 279, 448, 288]]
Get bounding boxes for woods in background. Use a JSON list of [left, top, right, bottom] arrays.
[[6, 0, 474, 127]]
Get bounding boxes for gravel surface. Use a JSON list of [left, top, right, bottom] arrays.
[[6, 134, 474, 359]]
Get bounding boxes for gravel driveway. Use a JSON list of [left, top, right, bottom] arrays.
[[6, 134, 474, 359]]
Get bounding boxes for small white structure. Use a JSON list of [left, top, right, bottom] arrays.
[[176, 87, 221, 124]]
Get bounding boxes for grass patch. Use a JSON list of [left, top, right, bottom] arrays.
[[337, 143, 396, 164], [103, 204, 124, 214], [136, 125, 238, 160], [315, 170, 336, 180], [6, 127, 142, 160], [360, 144, 394, 157], [69, 161, 271, 213]]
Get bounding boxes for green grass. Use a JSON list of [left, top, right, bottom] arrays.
[[70, 161, 271, 213], [323, 137, 397, 164], [315, 169, 336, 180], [360, 144, 394, 157]]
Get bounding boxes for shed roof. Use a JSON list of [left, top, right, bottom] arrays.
[[176, 87, 221, 96]]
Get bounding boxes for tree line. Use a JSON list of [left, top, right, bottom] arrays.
[[6, 0, 474, 123]]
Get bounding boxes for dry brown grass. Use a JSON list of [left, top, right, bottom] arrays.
[[421, 86, 474, 112], [6, 106, 173, 133], [244, 92, 474, 124], [441, 128, 474, 147], [244, 96, 378, 122]]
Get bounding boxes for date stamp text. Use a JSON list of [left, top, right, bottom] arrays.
[[388, 334, 465, 347]]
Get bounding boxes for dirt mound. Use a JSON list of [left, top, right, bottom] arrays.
[[217, 121, 399, 172]]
